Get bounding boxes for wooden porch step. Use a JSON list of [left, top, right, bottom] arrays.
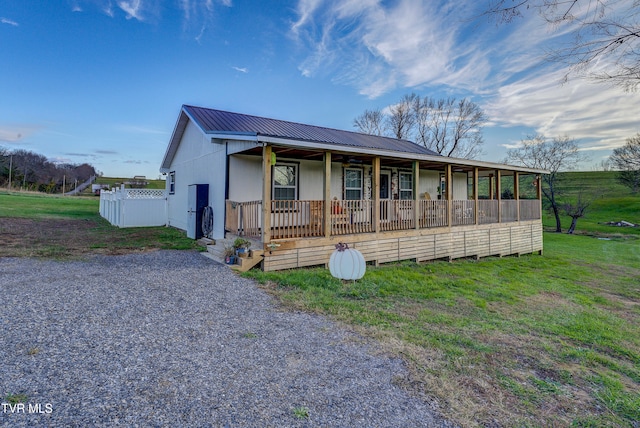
[[231, 250, 264, 272]]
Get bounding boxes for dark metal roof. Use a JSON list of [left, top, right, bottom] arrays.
[[183, 105, 439, 156]]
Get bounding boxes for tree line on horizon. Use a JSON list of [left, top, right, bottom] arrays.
[[0, 147, 98, 193]]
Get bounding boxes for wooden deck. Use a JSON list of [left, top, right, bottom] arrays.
[[225, 199, 543, 271], [260, 221, 543, 271]]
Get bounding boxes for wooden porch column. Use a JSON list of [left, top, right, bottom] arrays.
[[446, 164, 453, 227], [496, 170, 502, 223], [474, 167, 479, 225], [413, 161, 420, 229], [536, 174, 543, 220], [261, 145, 272, 243], [514, 172, 520, 221], [323, 151, 332, 238], [373, 157, 380, 233]]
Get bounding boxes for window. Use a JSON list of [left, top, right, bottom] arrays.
[[399, 172, 413, 200], [273, 163, 298, 200], [344, 168, 363, 200], [169, 171, 176, 194]]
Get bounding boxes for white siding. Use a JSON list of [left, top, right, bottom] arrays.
[[228, 155, 262, 201], [419, 170, 440, 199], [165, 120, 227, 239], [453, 172, 469, 200], [228, 156, 329, 201]]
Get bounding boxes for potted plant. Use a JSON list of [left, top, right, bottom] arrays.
[[224, 245, 236, 264], [233, 238, 251, 258]]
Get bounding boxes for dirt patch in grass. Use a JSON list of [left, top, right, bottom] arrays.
[[0, 217, 199, 258]]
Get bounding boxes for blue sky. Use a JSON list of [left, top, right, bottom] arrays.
[[2, 0, 639, 179]]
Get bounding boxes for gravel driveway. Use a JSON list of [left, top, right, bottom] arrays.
[[1, 250, 451, 427]]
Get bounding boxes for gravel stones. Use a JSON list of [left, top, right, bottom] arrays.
[[0, 251, 451, 427]]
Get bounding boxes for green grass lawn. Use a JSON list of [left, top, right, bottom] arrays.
[[0, 191, 200, 257], [246, 233, 640, 426], [0, 191, 100, 219], [2, 173, 639, 426]]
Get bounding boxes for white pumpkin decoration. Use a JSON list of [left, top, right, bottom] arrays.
[[329, 243, 366, 280]]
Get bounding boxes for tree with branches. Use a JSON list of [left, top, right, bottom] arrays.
[[353, 108, 386, 136], [483, 0, 640, 91], [563, 190, 593, 234], [609, 133, 640, 193], [504, 135, 588, 232], [354, 94, 487, 159], [414, 97, 486, 158], [387, 93, 418, 140]]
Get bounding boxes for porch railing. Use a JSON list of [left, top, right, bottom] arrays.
[[225, 200, 262, 238], [452, 200, 475, 226], [501, 200, 518, 223], [419, 200, 448, 228], [225, 198, 541, 241], [478, 200, 498, 224], [331, 199, 374, 235], [520, 200, 541, 220], [272, 200, 325, 239], [380, 200, 414, 231]]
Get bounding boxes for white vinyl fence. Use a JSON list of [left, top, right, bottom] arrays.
[[99, 185, 167, 228]]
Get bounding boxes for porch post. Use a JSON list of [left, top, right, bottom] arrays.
[[514, 172, 520, 221], [536, 174, 542, 220], [474, 167, 479, 225], [446, 164, 453, 227], [373, 157, 380, 233], [323, 151, 332, 238], [496, 170, 502, 223], [262, 145, 272, 243], [413, 161, 420, 229]]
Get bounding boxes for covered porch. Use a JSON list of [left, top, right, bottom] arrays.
[[223, 144, 543, 270]]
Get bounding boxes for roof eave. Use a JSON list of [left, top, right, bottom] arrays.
[[258, 136, 548, 174]]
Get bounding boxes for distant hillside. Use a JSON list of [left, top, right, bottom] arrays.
[[86, 177, 166, 194], [543, 171, 639, 235]]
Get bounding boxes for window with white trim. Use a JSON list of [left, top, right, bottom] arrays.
[[399, 172, 413, 200], [272, 163, 298, 200], [344, 168, 363, 200], [169, 171, 176, 194]]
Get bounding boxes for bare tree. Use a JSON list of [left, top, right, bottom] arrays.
[[386, 93, 418, 140], [483, 0, 640, 91], [563, 190, 593, 234], [353, 108, 386, 136], [355, 94, 487, 159], [414, 96, 486, 159], [609, 133, 640, 193], [504, 135, 588, 232]]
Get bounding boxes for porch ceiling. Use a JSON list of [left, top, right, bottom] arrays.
[[237, 145, 539, 175]]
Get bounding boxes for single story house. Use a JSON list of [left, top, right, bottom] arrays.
[[160, 105, 546, 271]]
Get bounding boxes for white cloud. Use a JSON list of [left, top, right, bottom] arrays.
[[118, 0, 144, 21], [291, 0, 501, 97], [291, 0, 324, 36], [485, 65, 640, 152], [1, 17, 19, 26], [232, 66, 248, 73]]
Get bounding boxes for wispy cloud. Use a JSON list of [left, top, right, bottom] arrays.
[[96, 149, 119, 155], [232, 66, 248, 73], [291, 0, 498, 98], [485, 66, 640, 151], [291, 0, 640, 158], [118, 0, 144, 21], [1, 17, 19, 26], [0, 125, 42, 143]]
